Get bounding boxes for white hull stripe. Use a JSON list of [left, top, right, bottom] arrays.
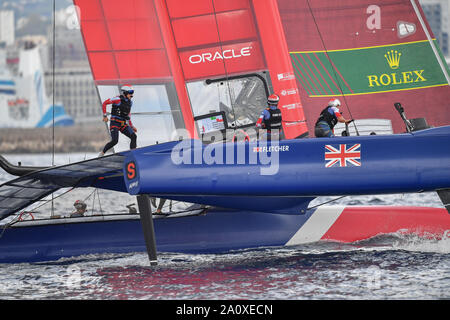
[[285, 206, 345, 245]]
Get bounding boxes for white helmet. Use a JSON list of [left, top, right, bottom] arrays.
[[121, 85, 134, 95], [328, 98, 341, 108]]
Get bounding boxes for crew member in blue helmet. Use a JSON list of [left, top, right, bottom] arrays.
[[256, 94, 283, 141], [99, 85, 137, 156], [314, 98, 353, 138]]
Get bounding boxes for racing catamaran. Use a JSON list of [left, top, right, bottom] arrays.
[[0, 0, 449, 264]]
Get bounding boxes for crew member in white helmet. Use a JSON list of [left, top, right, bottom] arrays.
[[314, 98, 353, 138], [99, 85, 137, 156]]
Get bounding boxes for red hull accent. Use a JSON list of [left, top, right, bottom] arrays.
[[322, 206, 450, 242]]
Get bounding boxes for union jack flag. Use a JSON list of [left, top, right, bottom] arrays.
[[325, 144, 361, 168]]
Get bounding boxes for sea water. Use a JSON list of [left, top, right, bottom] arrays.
[[0, 153, 448, 300]]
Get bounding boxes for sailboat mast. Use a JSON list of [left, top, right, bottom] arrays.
[[51, 0, 56, 217]]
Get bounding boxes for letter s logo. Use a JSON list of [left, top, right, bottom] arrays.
[[126, 162, 136, 180]]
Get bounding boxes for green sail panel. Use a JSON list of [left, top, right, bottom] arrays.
[[291, 40, 449, 97]]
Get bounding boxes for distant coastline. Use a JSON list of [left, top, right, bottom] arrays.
[[0, 124, 109, 154]]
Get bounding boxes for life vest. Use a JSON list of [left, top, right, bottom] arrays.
[[316, 106, 338, 129], [111, 95, 132, 120], [263, 107, 282, 131]]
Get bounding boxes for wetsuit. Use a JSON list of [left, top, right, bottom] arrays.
[[314, 106, 342, 138], [102, 95, 137, 153]]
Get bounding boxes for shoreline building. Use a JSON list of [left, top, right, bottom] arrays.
[[0, 10, 14, 47], [44, 19, 102, 124], [44, 67, 101, 124], [419, 0, 450, 59]]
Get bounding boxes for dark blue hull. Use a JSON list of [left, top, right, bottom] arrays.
[[1, 204, 449, 263], [121, 126, 450, 214], [0, 208, 312, 263]]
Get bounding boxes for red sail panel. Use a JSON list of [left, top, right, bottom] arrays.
[[74, 0, 171, 83], [178, 41, 264, 80], [167, 0, 266, 81], [74, 0, 197, 137], [278, 0, 450, 134], [75, 0, 311, 139], [282, 0, 429, 51], [166, 0, 308, 139]]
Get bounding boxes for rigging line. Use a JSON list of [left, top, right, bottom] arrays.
[[51, 0, 57, 217], [78, 188, 104, 216], [96, 188, 103, 215], [410, 0, 450, 85], [83, 188, 97, 202], [305, 0, 360, 136], [78, 187, 98, 214], [6, 187, 76, 227], [210, 0, 239, 134], [91, 187, 96, 215], [307, 195, 347, 210], [97, 0, 119, 155], [52, 0, 56, 164], [0, 185, 93, 238], [154, 207, 208, 216], [0, 223, 8, 240]]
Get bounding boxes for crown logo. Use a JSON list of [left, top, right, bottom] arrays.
[[385, 50, 401, 69]]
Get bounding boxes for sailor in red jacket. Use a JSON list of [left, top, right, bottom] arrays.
[[99, 85, 137, 156]]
